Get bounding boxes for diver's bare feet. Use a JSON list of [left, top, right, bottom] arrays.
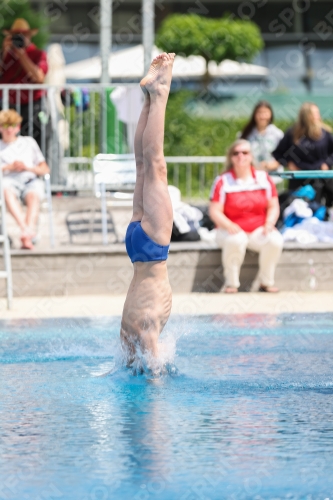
[[140, 54, 165, 93], [140, 53, 175, 95]]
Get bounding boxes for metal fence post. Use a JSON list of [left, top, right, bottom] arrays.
[[101, 180, 108, 245], [143, 0, 155, 74], [2, 87, 9, 110], [100, 0, 112, 85], [100, 0, 112, 155], [44, 173, 55, 248]]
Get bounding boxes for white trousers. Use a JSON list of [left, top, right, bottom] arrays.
[[216, 226, 283, 288]]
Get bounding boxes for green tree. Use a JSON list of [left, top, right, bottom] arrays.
[[156, 14, 263, 83], [0, 0, 50, 48]]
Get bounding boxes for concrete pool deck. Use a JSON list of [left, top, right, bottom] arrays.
[[0, 291, 332, 320]]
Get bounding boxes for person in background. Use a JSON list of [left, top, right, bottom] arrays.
[[0, 18, 48, 150], [0, 109, 49, 250], [209, 139, 283, 293], [272, 102, 333, 198], [240, 101, 284, 173]]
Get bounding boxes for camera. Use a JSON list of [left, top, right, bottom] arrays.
[[11, 33, 25, 49]]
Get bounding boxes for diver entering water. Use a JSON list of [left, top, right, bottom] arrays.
[[120, 53, 175, 372]]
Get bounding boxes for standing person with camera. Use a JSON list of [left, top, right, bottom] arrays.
[[0, 18, 49, 150]]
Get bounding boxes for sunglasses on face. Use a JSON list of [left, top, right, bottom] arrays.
[[232, 150, 250, 156], [0, 124, 19, 129]]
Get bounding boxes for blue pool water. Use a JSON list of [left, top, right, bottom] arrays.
[[1, 313, 333, 500]]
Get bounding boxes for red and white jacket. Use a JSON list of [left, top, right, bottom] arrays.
[[210, 167, 278, 233]]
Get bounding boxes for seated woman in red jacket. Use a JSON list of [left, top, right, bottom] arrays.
[[272, 102, 333, 197], [209, 139, 283, 293]]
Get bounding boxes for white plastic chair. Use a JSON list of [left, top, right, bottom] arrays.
[[93, 154, 136, 245]]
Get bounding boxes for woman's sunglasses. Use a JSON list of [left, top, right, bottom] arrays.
[[0, 123, 19, 129], [232, 150, 250, 156]]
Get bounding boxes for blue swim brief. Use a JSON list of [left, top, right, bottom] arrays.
[[125, 221, 170, 263]]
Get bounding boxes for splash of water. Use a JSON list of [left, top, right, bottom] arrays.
[[99, 325, 181, 378]]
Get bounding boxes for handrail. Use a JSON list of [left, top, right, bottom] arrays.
[[63, 155, 226, 164], [62, 157, 92, 164], [165, 156, 226, 163], [0, 83, 136, 90], [270, 170, 333, 179]]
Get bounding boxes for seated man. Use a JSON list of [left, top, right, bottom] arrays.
[[0, 109, 50, 249], [120, 53, 175, 373]]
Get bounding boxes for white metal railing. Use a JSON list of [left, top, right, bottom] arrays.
[[1, 84, 227, 196], [3, 84, 332, 198], [165, 156, 226, 199], [1, 83, 226, 195], [0, 83, 137, 188], [63, 156, 227, 197]]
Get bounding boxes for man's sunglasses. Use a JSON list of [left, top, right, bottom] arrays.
[[232, 150, 250, 156], [0, 124, 20, 129]]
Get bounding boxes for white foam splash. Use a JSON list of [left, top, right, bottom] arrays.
[[97, 325, 180, 378]]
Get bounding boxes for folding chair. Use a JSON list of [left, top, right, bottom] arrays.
[[93, 154, 136, 245], [66, 209, 118, 244]]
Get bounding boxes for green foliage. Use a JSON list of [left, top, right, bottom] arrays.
[[164, 91, 333, 198], [0, 0, 50, 48], [156, 14, 263, 65], [165, 91, 245, 157], [164, 91, 285, 198], [67, 91, 128, 162]]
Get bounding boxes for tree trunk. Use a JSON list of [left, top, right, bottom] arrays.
[[202, 59, 211, 89]]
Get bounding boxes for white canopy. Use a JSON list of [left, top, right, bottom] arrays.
[[64, 44, 268, 81]]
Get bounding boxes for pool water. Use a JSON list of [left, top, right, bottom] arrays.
[[1, 313, 333, 500]]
